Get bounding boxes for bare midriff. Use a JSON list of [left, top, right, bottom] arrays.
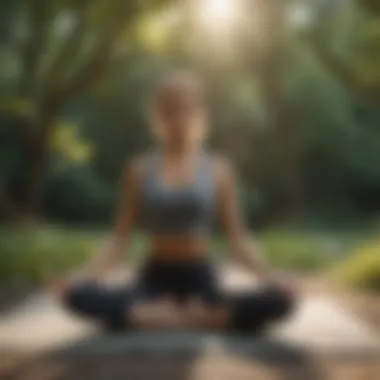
[[149, 234, 209, 261]]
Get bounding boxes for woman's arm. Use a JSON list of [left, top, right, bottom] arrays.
[[216, 157, 275, 283], [69, 158, 143, 283]]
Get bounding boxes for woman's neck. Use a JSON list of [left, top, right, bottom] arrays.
[[161, 143, 202, 159]]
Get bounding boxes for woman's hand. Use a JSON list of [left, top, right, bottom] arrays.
[[239, 246, 300, 297], [49, 276, 72, 299], [264, 272, 300, 298], [48, 271, 90, 299]]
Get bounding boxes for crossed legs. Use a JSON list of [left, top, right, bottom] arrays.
[[63, 282, 295, 333]]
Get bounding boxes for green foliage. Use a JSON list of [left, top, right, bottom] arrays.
[[134, 9, 177, 54], [357, 0, 380, 16], [210, 229, 358, 272], [0, 0, 379, 227], [43, 166, 114, 225], [0, 97, 34, 119], [331, 239, 380, 292], [0, 223, 372, 285], [260, 230, 337, 272], [51, 120, 93, 164], [0, 227, 100, 284]]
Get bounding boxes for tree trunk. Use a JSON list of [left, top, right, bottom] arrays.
[[258, 57, 304, 221], [249, 0, 304, 221], [22, 137, 47, 221], [21, 110, 57, 221]]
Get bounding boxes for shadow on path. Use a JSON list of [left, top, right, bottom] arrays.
[[4, 332, 326, 380]]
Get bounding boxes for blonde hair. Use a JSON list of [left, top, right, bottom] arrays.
[[148, 70, 208, 144], [153, 70, 204, 103]]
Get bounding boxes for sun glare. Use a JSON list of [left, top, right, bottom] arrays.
[[185, 0, 245, 62], [196, 0, 238, 32]]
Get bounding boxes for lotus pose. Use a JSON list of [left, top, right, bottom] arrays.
[[54, 71, 296, 332]]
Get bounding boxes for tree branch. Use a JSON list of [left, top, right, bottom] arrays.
[[19, 0, 50, 97], [0, 183, 21, 222], [43, 0, 90, 91], [304, 0, 380, 106], [308, 35, 380, 105], [43, 0, 139, 112]]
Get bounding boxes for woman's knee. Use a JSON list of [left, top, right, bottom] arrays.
[[266, 286, 296, 319], [62, 283, 96, 314], [240, 285, 296, 321], [228, 285, 297, 333], [63, 283, 130, 330]]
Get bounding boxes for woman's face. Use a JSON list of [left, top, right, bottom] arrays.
[[154, 87, 205, 147]]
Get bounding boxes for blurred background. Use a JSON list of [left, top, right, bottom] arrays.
[[0, 0, 379, 294]]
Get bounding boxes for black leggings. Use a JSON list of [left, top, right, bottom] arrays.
[[63, 259, 295, 333]]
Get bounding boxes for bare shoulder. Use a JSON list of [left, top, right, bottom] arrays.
[[208, 152, 236, 185], [209, 152, 234, 173], [123, 152, 152, 182]]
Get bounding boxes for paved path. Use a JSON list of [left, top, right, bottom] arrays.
[[0, 267, 379, 355]]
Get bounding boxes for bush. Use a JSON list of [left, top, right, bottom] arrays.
[[0, 225, 367, 285], [261, 230, 335, 272], [331, 240, 380, 292], [211, 229, 339, 271], [0, 226, 151, 285], [0, 226, 101, 284], [43, 166, 114, 225]]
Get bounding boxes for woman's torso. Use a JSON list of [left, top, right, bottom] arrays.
[[139, 150, 217, 260]]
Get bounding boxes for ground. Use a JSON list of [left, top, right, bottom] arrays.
[[1, 266, 380, 380]]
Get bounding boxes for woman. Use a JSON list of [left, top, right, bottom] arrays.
[[54, 71, 296, 333]]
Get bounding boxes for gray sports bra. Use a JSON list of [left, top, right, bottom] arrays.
[[140, 151, 216, 235]]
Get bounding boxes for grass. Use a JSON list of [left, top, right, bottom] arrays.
[[0, 226, 100, 285], [0, 225, 372, 285]]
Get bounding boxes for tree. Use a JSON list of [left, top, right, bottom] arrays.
[[240, 0, 305, 220], [0, 0, 172, 222], [306, 0, 380, 106]]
